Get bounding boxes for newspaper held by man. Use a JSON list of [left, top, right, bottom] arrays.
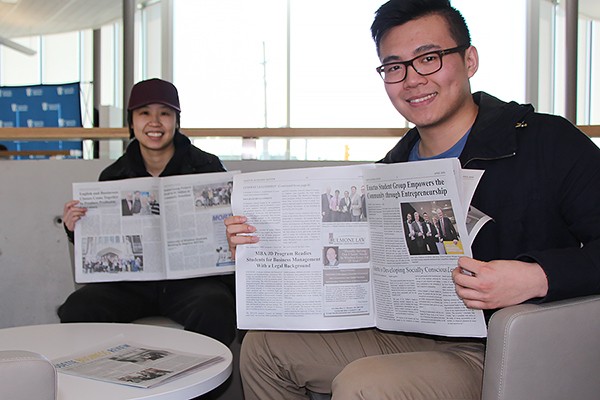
[[52, 340, 225, 388], [232, 158, 489, 337]]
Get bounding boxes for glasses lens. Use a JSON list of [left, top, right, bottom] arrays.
[[380, 63, 406, 83], [413, 52, 442, 75]]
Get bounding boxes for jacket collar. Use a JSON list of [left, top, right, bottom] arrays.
[[381, 92, 534, 166], [459, 92, 532, 167], [124, 130, 191, 177]]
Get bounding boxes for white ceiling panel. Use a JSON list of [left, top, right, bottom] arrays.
[[0, 0, 121, 39]]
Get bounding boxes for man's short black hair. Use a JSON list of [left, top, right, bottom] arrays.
[[371, 0, 471, 55]]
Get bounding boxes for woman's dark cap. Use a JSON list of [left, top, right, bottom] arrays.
[[127, 78, 181, 112]]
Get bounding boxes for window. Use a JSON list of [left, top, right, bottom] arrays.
[[0, 37, 41, 85], [0, 1, 597, 160], [453, 0, 526, 103], [174, 0, 528, 160]]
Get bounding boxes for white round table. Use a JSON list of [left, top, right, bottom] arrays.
[[0, 323, 232, 399]]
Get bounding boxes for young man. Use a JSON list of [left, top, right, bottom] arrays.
[[437, 208, 458, 242], [421, 212, 439, 254], [225, 1, 600, 398], [60, 78, 237, 347]]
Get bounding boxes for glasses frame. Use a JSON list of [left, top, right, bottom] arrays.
[[376, 45, 469, 84]]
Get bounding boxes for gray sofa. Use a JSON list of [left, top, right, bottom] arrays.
[[481, 294, 600, 400], [0, 350, 57, 400]]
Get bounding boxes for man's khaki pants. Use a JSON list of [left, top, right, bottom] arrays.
[[240, 329, 485, 400]]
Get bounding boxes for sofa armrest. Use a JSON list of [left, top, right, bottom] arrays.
[[482, 295, 600, 400], [0, 350, 57, 400]]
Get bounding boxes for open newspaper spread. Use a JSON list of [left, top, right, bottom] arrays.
[[72, 171, 238, 283], [232, 158, 490, 337], [52, 341, 224, 388]]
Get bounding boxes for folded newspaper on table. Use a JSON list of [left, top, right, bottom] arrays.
[[72, 171, 238, 283], [53, 341, 224, 388], [232, 158, 491, 338]]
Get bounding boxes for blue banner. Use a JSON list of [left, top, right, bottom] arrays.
[[0, 82, 82, 128], [0, 82, 83, 158]]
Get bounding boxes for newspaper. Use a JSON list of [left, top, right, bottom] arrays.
[[52, 340, 224, 388], [72, 171, 238, 283], [232, 158, 489, 337]]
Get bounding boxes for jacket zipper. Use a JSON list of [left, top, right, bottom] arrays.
[[463, 152, 516, 168]]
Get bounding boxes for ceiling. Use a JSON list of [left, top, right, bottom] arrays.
[[0, 0, 599, 42], [0, 0, 121, 40]]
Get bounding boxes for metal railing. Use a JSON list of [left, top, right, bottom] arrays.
[[1, 126, 598, 141]]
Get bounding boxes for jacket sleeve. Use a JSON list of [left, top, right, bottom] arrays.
[[64, 223, 75, 243], [519, 120, 600, 302]]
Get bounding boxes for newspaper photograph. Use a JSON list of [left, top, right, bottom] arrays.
[[232, 159, 488, 337], [73, 171, 238, 283], [53, 341, 224, 388]]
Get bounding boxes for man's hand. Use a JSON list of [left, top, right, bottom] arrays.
[[452, 257, 549, 309], [224, 215, 259, 260], [62, 200, 88, 232]]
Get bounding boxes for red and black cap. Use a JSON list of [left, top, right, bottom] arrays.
[[127, 78, 181, 112]]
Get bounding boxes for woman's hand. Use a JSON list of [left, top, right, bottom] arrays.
[[224, 215, 259, 260], [63, 200, 87, 232]]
